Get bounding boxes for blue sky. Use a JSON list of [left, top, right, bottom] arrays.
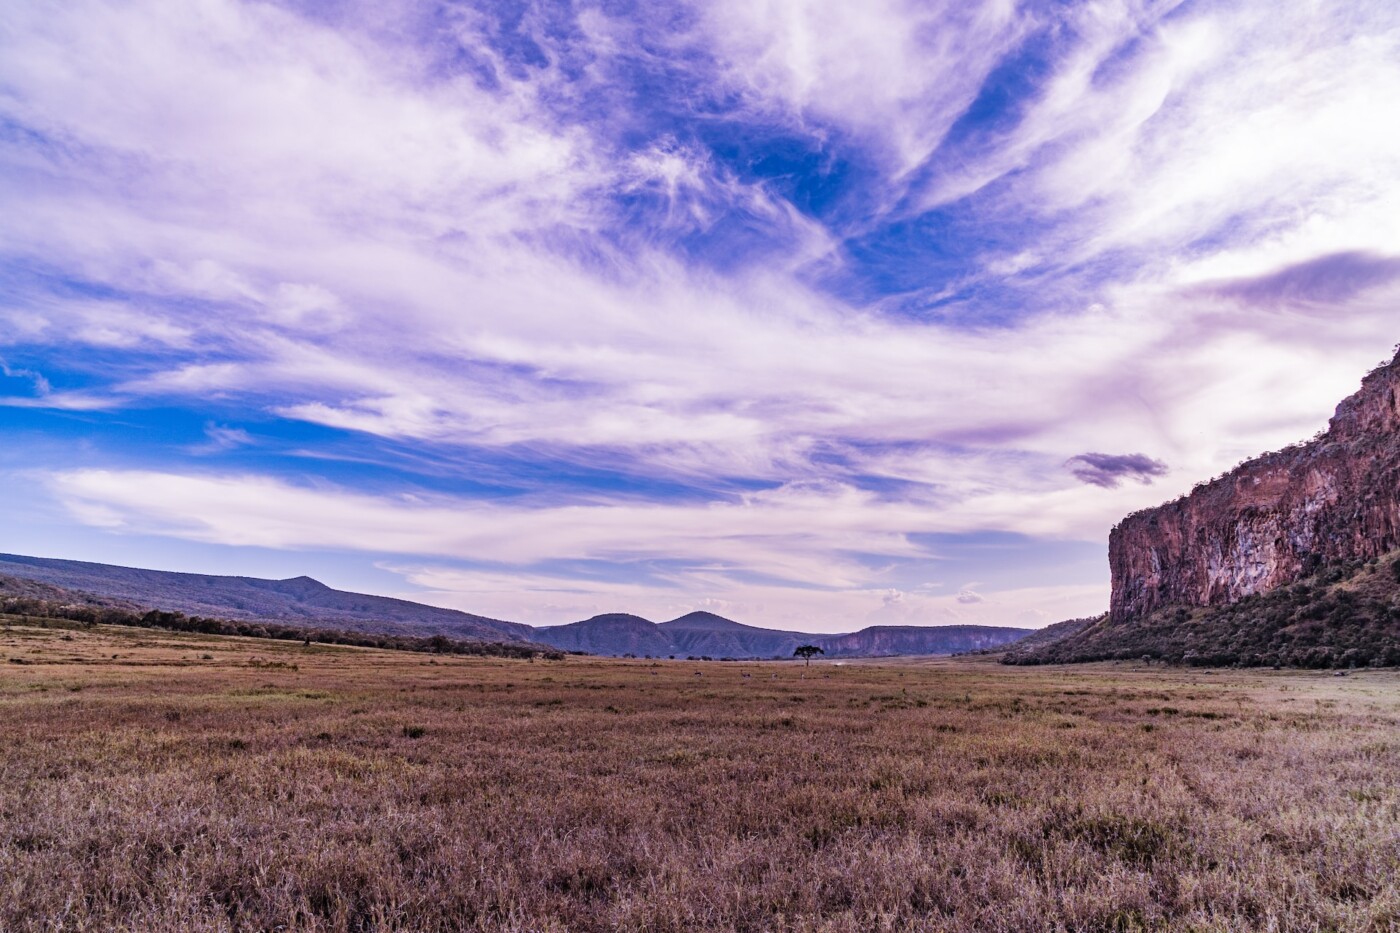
[[2, 0, 1399, 630]]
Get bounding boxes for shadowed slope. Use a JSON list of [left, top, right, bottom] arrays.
[[532, 614, 676, 656], [658, 611, 808, 658], [0, 553, 531, 642]]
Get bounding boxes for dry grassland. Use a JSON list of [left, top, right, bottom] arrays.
[[1, 615, 1397, 932]]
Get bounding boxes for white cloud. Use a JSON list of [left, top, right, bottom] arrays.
[[696, 0, 1027, 174], [964, 0, 1400, 277], [4, 0, 1394, 502], [190, 423, 255, 455], [45, 469, 923, 583], [0, 360, 50, 396]]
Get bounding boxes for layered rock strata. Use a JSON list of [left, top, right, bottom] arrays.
[[1109, 351, 1400, 621]]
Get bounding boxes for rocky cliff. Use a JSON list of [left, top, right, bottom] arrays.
[[1109, 351, 1400, 621]]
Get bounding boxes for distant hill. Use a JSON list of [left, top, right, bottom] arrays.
[[996, 616, 1098, 659], [0, 571, 559, 659], [528, 613, 676, 656], [0, 572, 142, 610], [0, 552, 1038, 659], [0, 553, 531, 643], [534, 610, 1031, 659], [656, 611, 807, 658], [818, 625, 1036, 658]]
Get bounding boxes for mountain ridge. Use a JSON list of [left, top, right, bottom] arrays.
[[533, 612, 1031, 659], [0, 552, 1034, 659], [0, 553, 532, 643]]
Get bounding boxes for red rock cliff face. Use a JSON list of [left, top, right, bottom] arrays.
[[1109, 352, 1400, 622]]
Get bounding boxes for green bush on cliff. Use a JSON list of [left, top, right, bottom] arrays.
[[1005, 553, 1400, 669]]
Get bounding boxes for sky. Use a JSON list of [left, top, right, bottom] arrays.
[[2, 0, 1399, 632]]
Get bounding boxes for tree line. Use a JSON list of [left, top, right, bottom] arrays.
[[0, 596, 563, 660]]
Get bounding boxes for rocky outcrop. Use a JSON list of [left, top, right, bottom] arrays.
[[1109, 351, 1400, 621]]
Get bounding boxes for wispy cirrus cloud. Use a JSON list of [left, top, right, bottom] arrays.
[[694, 0, 1029, 173]]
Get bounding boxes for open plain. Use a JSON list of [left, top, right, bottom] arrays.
[[1, 615, 1397, 932]]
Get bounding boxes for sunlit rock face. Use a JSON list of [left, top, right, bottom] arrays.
[[1110, 350, 1400, 622]]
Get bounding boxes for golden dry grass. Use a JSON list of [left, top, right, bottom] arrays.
[[2, 615, 1398, 932]]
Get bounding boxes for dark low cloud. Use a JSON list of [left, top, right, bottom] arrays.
[[1201, 251, 1400, 308], [1066, 452, 1168, 488]]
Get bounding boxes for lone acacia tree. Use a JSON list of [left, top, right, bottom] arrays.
[[793, 645, 824, 666]]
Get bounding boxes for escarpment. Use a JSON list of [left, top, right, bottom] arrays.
[[1109, 350, 1400, 622]]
